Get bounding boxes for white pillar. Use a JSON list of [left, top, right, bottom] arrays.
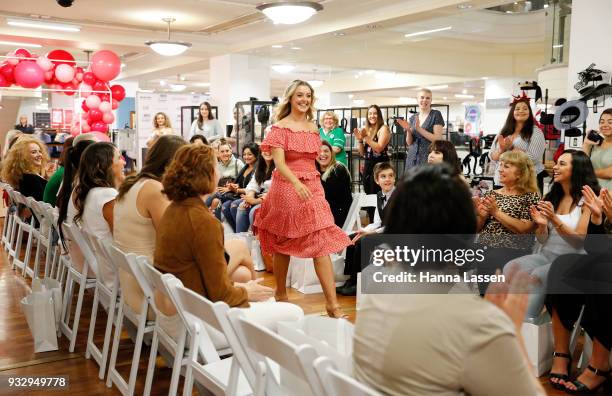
[[566, 0, 612, 127], [210, 54, 270, 127], [482, 78, 518, 136]]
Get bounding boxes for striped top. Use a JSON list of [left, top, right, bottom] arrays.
[[490, 126, 546, 185]]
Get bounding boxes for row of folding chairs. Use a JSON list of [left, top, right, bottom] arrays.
[[1, 182, 381, 396]]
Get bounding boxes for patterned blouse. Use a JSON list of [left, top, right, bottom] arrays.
[[479, 190, 539, 249]]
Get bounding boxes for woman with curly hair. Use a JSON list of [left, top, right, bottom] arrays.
[[1, 135, 53, 201]]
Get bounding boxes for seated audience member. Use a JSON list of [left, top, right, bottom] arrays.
[[1, 135, 53, 201], [147, 112, 174, 148], [207, 139, 245, 217], [504, 150, 599, 319], [189, 134, 209, 145], [15, 115, 34, 134], [546, 186, 612, 392], [235, 148, 275, 233], [427, 140, 467, 182], [475, 150, 539, 291], [154, 144, 303, 331], [317, 140, 352, 227], [43, 137, 74, 206], [67, 142, 125, 285], [114, 135, 187, 260], [336, 162, 395, 296], [582, 108, 612, 190], [221, 143, 258, 231], [353, 164, 545, 396]]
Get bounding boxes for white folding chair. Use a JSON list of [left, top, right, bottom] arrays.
[[358, 194, 378, 229], [82, 232, 120, 380], [312, 356, 382, 396], [139, 261, 187, 396], [59, 222, 97, 352], [165, 276, 254, 396], [104, 242, 154, 396], [22, 197, 50, 279], [1, 184, 17, 249], [44, 206, 67, 285], [227, 309, 323, 396], [8, 191, 34, 273], [340, 193, 365, 234]]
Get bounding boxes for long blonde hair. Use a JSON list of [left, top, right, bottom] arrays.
[[153, 112, 172, 129], [274, 80, 316, 122], [499, 150, 539, 194], [1, 135, 49, 188]]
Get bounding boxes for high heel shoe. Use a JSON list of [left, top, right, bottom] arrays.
[[549, 351, 572, 390], [326, 305, 349, 319], [564, 365, 610, 395]]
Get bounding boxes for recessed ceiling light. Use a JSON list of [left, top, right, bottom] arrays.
[[256, 1, 323, 25], [0, 40, 42, 48], [179, 75, 186, 81], [272, 64, 295, 74], [348, 94, 354, 99], [271, 45, 283, 48], [405, 26, 452, 38], [333, 32, 346, 37], [7, 18, 80, 32], [462, 89, 468, 94], [290, 46, 301, 50], [457, 3, 473, 9], [481, 77, 489, 80], [160, 80, 166, 87], [443, 97, 448, 100], [455, 94, 475, 99]]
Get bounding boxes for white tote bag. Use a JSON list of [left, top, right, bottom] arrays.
[[521, 319, 553, 376], [21, 286, 59, 353], [32, 278, 63, 333]]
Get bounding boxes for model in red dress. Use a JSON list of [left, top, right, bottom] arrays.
[[253, 80, 351, 318]]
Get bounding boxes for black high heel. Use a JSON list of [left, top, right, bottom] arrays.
[[549, 352, 572, 390], [565, 365, 610, 395]]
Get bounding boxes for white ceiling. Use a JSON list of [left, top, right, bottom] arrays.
[[0, 0, 551, 104]]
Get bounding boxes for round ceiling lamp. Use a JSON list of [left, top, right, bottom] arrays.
[[145, 18, 192, 56], [256, 1, 323, 25]]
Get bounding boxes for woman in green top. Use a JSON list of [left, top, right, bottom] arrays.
[[582, 108, 612, 190], [43, 137, 73, 206], [319, 111, 347, 167]]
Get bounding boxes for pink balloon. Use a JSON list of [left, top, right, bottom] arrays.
[[90, 50, 121, 82], [86, 94, 101, 109], [36, 56, 53, 72], [7, 52, 19, 66], [98, 101, 112, 113], [55, 64, 75, 83], [44, 70, 54, 83], [91, 121, 108, 132], [111, 99, 119, 110], [102, 112, 115, 124], [80, 83, 92, 98], [14, 61, 45, 88]]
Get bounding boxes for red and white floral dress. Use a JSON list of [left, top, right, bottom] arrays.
[[253, 125, 351, 258]]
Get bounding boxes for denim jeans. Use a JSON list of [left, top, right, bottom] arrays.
[[223, 198, 242, 232], [205, 194, 222, 220], [236, 203, 260, 233]]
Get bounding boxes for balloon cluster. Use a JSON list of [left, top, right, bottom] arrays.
[[0, 47, 126, 141]]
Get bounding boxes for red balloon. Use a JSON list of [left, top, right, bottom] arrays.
[[91, 122, 108, 133], [111, 99, 119, 110], [46, 49, 75, 66], [99, 93, 110, 102], [90, 50, 121, 82], [81, 101, 89, 112], [44, 70, 54, 83], [14, 61, 45, 88], [110, 84, 126, 101], [64, 82, 77, 96], [83, 72, 96, 86], [92, 80, 108, 92], [0, 63, 15, 83], [14, 48, 32, 58], [89, 108, 103, 122], [0, 74, 9, 88]]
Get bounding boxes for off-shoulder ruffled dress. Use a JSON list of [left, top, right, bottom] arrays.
[[253, 125, 352, 258]]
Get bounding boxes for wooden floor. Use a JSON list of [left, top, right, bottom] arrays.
[[0, 230, 568, 395]]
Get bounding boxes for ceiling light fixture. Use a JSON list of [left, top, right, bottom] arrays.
[[307, 68, 323, 87], [455, 94, 475, 99], [405, 26, 452, 38], [271, 45, 283, 48], [159, 80, 166, 87], [462, 89, 468, 94], [333, 32, 346, 37], [271, 64, 295, 73], [145, 17, 192, 56], [7, 18, 80, 32], [290, 46, 302, 50], [0, 40, 42, 48], [256, 1, 323, 25]]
